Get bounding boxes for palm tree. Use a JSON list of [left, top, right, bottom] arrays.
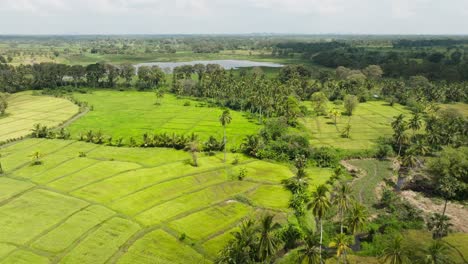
[[422, 240, 453, 264], [391, 114, 405, 131], [219, 110, 232, 163], [154, 89, 164, 105], [329, 233, 353, 264], [329, 108, 341, 127], [308, 184, 331, 263], [185, 141, 200, 167], [380, 235, 408, 264], [391, 114, 408, 155], [409, 112, 422, 136], [298, 232, 321, 264], [345, 202, 368, 235], [257, 214, 281, 262], [216, 219, 257, 264], [30, 151, 42, 166], [333, 183, 354, 234], [400, 150, 418, 169], [427, 213, 452, 240]]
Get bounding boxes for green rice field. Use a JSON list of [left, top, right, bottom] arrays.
[[68, 91, 261, 147], [301, 101, 412, 151], [0, 138, 332, 263], [0, 92, 79, 143]]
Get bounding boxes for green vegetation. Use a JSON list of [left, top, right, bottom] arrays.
[[0, 92, 78, 143], [0, 35, 467, 263], [68, 91, 260, 146], [0, 138, 333, 263], [302, 101, 411, 151]]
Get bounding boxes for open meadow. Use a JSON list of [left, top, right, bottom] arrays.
[[301, 101, 412, 151], [68, 91, 261, 146], [0, 138, 333, 263], [0, 92, 79, 143]]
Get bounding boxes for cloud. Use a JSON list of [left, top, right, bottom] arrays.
[[0, 0, 467, 34]]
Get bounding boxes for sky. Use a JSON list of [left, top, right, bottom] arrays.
[[0, 0, 467, 35]]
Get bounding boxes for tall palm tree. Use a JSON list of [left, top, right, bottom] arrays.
[[409, 112, 422, 136], [333, 183, 354, 234], [219, 110, 232, 163], [329, 233, 353, 264], [345, 202, 368, 235], [380, 235, 408, 264], [308, 184, 331, 263], [257, 214, 281, 262], [298, 232, 321, 264], [422, 240, 453, 264], [185, 140, 200, 167]]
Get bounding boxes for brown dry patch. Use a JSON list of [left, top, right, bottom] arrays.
[[401, 190, 468, 233]]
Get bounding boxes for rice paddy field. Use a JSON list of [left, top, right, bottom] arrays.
[[0, 92, 79, 143], [68, 91, 260, 147], [301, 101, 412, 151], [0, 138, 333, 263]]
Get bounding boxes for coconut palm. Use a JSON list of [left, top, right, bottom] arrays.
[[219, 110, 232, 163], [329, 108, 341, 126], [409, 112, 422, 136], [154, 89, 164, 105], [257, 214, 281, 262], [308, 184, 331, 263], [380, 235, 408, 264], [329, 233, 353, 264], [216, 219, 257, 264], [333, 183, 354, 234], [185, 140, 200, 167], [422, 239, 453, 264], [400, 150, 418, 169], [298, 232, 321, 264], [345, 202, 368, 235], [427, 213, 453, 240]]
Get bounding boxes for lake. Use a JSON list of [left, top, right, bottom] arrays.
[[134, 60, 283, 73]]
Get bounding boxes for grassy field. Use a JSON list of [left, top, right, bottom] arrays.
[[68, 91, 261, 146], [347, 159, 394, 209], [0, 92, 79, 143], [301, 101, 412, 151], [0, 138, 333, 263]]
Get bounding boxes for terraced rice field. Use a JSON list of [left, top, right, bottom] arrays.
[[0, 92, 79, 143], [0, 138, 332, 263], [68, 91, 261, 147], [301, 101, 411, 151]]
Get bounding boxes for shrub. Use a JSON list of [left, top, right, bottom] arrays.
[[375, 144, 394, 160], [203, 136, 224, 152], [233, 194, 253, 206], [237, 168, 247, 180], [179, 233, 186, 241], [311, 147, 339, 167]]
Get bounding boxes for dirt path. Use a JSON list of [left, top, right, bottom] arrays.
[[401, 190, 468, 233], [57, 107, 89, 129]]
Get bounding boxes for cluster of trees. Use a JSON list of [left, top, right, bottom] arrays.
[[274, 38, 468, 82], [317, 66, 467, 104], [217, 155, 454, 263], [327, 47, 468, 81], [171, 64, 312, 124], [0, 62, 167, 92]]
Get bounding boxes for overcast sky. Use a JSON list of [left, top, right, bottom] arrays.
[[0, 0, 467, 35]]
